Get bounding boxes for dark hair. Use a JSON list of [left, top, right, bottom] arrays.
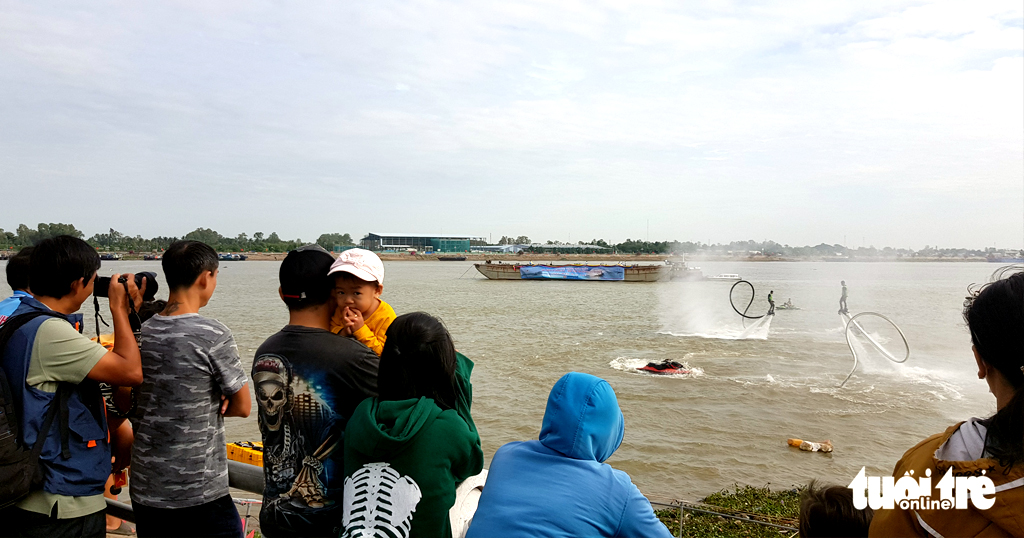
[[6, 246, 34, 291], [280, 246, 335, 311], [799, 481, 873, 537], [377, 312, 458, 411], [29, 236, 101, 299], [162, 240, 219, 291], [963, 267, 1024, 468]]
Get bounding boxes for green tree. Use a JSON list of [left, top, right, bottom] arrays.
[[0, 228, 15, 249], [36, 223, 84, 240], [183, 227, 224, 246], [89, 228, 124, 250], [15, 224, 37, 246], [316, 233, 354, 250]]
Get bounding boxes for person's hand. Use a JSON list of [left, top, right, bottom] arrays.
[[108, 273, 129, 312], [343, 306, 364, 333], [131, 274, 147, 311], [220, 394, 229, 415]]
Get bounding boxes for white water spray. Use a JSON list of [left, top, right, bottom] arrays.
[[839, 311, 910, 388]]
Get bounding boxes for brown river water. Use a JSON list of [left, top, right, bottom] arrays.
[[0, 259, 1000, 501]]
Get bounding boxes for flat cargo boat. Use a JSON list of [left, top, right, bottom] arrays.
[[474, 262, 668, 282]]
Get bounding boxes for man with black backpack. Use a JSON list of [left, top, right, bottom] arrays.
[[0, 236, 144, 538]]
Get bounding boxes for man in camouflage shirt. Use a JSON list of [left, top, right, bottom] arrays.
[[130, 241, 251, 538]]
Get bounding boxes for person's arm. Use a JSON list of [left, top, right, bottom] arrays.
[[340, 342, 379, 417], [87, 273, 143, 386], [453, 353, 477, 436], [221, 384, 251, 418], [210, 328, 251, 418], [448, 415, 484, 483], [615, 483, 674, 538], [352, 322, 385, 355]]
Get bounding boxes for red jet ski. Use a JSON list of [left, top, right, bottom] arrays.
[[638, 361, 690, 375]]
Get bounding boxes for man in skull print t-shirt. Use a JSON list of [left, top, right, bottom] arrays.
[[252, 245, 379, 538]]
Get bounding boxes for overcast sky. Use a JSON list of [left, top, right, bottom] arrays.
[[1, 1, 1021, 248]]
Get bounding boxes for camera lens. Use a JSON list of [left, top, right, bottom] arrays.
[[137, 272, 159, 301], [92, 272, 159, 300]]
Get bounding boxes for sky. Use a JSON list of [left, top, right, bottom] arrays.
[[0, 0, 1021, 249]]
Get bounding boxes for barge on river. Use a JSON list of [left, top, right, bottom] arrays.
[[474, 262, 668, 282]]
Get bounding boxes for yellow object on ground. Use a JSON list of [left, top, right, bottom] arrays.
[[227, 442, 264, 467], [92, 333, 115, 351]]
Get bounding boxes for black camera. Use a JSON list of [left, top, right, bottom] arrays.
[[94, 272, 159, 301]]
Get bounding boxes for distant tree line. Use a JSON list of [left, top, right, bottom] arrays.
[[2, 223, 1016, 258], [573, 238, 1013, 258], [0, 223, 356, 253]]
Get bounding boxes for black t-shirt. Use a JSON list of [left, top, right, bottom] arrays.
[[252, 325, 378, 538]]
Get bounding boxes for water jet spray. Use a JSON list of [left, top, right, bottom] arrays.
[[839, 311, 910, 388]]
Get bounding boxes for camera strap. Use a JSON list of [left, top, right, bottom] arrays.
[[92, 279, 142, 344], [121, 279, 142, 343], [93, 295, 109, 340]]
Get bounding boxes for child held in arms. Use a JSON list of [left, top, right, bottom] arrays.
[[329, 249, 396, 355]]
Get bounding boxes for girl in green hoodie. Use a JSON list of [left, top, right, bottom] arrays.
[[341, 312, 483, 538]]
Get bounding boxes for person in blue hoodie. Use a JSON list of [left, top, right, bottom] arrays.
[[0, 246, 33, 325], [466, 372, 671, 538]]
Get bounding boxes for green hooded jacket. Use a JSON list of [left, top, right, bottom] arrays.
[[341, 353, 483, 538]]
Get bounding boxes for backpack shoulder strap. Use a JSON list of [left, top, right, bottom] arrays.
[[0, 310, 70, 450], [0, 311, 63, 353]]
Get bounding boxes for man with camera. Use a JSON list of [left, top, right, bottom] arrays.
[[0, 235, 145, 538]]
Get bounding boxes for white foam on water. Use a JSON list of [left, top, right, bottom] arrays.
[[658, 314, 773, 340], [609, 356, 705, 379]]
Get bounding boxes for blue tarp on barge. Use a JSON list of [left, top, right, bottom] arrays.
[[520, 265, 625, 281]]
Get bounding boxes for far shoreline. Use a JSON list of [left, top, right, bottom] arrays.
[[94, 252, 994, 263]]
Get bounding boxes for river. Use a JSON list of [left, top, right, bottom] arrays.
[[0, 259, 1000, 500]]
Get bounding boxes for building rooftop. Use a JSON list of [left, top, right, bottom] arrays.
[[363, 233, 486, 239]]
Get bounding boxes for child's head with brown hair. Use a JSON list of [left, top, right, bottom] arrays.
[[799, 481, 873, 537]]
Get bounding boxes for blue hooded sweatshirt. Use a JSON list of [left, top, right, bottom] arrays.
[[466, 372, 671, 538]]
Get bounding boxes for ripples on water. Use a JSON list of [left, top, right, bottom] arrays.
[[0, 259, 998, 500]]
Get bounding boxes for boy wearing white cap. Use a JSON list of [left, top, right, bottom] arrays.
[[328, 249, 396, 355]]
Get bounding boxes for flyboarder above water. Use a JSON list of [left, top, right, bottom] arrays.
[[839, 280, 848, 314], [767, 290, 775, 315]]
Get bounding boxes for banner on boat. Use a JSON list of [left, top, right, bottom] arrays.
[[520, 265, 625, 281]]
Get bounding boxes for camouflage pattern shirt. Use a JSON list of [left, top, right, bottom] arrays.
[[130, 313, 248, 509]]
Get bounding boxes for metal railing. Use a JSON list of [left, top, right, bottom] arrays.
[[104, 461, 265, 523], [649, 499, 799, 538]]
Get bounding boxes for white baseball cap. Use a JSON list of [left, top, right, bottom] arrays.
[[328, 248, 385, 284]]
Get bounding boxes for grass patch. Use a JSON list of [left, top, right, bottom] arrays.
[[655, 484, 802, 538]]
